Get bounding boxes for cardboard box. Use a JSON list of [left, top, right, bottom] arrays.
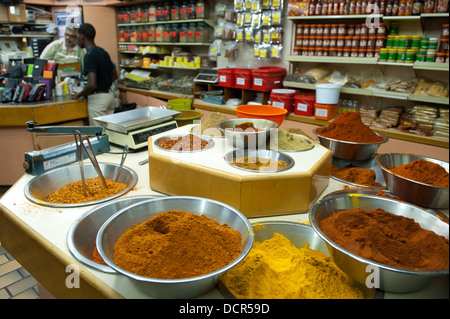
[[0, 4, 9, 22], [7, 3, 27, 23]]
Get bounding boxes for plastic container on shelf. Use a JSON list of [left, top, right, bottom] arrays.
[[315, 83, 341, 104], [218, 68, 235, 87], [270, 89, 296, 114], [314, 103, 339, 121], [234, 68, 253, 89], [251, 66, 287, 92], [294, 92, 316, 116]]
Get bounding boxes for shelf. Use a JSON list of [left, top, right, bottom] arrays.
[[382, 16, 421, 21], [420, 13, 450, 18], [117, 18, 216, 28], [119, 41, 211, 46], [120, 64, 201, 71], [413, 62, 450, 72], [286, 55, 378, 64], [284, 81, 449, 105], [0, 34, 53, 38], [119, 50, 171, 55], [288, 14, 382, 20]]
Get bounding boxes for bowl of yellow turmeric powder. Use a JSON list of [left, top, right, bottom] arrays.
[[96, 196, 254, 298]]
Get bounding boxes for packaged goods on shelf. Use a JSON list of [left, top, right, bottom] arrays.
[[413, 77, 449, 97], [434, 108, 449, 137], [371, 107, 403, 129], [410, 105, 439, 128], [360, 106, 379, 125], [385, 78, 417, 93]]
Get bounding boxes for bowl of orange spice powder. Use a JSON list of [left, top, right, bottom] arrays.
[[313, 111, 388, 161], [375, 153, 449, 209], [96, 196, 253, 298]]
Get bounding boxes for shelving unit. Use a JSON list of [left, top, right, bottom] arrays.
[[284, 13, 449, 148]]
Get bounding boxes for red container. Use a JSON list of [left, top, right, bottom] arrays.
[[234, 68, 253, 89], [270, 89, 296, 114], [218, 68, 235, 87], [252, 66, 287, 92], [314, 102, 339, 121], [294, 93, 316, 116]]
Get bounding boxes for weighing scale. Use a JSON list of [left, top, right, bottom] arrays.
[[94, 107, 180, 150], [23, 122, 110, 176]]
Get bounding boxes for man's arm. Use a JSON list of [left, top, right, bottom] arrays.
[[72, 71, 96, 99]]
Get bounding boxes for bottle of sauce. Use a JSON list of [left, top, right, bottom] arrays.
[[412, 0, 423, 15], [315, 0, 323, 15], [322, 0, 329, 15], [309, 0, 317, 15]]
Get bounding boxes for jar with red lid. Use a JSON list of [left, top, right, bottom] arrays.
[[308, 47, 315, 56], [358, 48, 366, 57], [323, 47, 330, 56], [315, 48, 324, 56], [338, 24, 347, 36], [343, 48, 351, 57], [352, 36, 360, 49], [323, 36, 330, 48], [360, 24, 368, 36], [310, 24, 317, 35], [441, 24, 449, 39], [310, 36, 317, 47], [316, 24, 324, 36], [296, 36, 303, 46], [337, 36, 345, 48], [439, 38, 449, 53], [344, 36, 353, 48], [303, 24, 311, 35], [316, 36, 323, 47], [351, 49, 359, 57], [347, 25, 355, 36], [376, 36, 386, 49], [366, 49, 375, 58], [377, 23, 386, 36], [329, 36, 337, 47], [302, 36, 310, 47], [359, 36, 368, 48], [330, 24, 339, 36], [302, 47, 309, 56], [329, 47, 338, 56], [323, 24, 331, 36], [367, 36, 376, 50], [336, 48, 344, 57], [296, 24, 303, 35], [293, 46, 302, 55], [355, 24, 361, 36]]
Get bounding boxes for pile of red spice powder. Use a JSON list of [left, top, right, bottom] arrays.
[[390, 159, 449, 188], [317, 111, 385, 143]]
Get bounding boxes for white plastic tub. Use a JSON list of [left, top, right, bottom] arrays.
[[315, 83, 341, 104]]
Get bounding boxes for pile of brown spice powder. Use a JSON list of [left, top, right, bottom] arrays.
[[113, 210, 242, 279], [319, 208, 449, 271]]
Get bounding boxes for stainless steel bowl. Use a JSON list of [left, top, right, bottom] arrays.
[[67, 195, 158, 273], [153, 133, 215, 152], [219, 221, 379, 299], [96, 196, 254, 298], [313, 128, 388, 161], [309, 193, 449, 293], [224, 149, 295, 173], [375, 153, 449, 209], [24, 163, 138, 208], [218, 118, 278, 149]]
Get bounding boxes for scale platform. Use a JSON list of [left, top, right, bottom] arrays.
[[94, 107, 180, 149]]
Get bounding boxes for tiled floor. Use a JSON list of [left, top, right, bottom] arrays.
[[0, 186, 40, 299]]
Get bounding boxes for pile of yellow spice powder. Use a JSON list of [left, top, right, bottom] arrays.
[[221, 233, 363, 299]]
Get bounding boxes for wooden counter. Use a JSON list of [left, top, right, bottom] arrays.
[[0, 97, 88, 185], [0, 125, 448, 300]]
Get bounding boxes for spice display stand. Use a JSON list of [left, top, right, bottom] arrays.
[[148, 125, 332, 218]]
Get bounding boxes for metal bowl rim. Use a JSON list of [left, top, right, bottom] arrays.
[[223, 149, 295, 173], [375, 153, 450, 190], [24, 162, 138, 208], [309, 193, 449, 276], [313, 127, 389, 145], [190, 125, 225, 138], [96, 196, 254, 284], [153, 133, 215, 153], [217, 118, 279, 134], [66, 195, 159, 273], [330, 175, 386, 190]]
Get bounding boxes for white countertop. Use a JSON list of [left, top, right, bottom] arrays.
[[0, 125, 448, 299]]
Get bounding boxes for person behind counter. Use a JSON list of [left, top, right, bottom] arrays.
[[39, 26, 85, 67], [71, 23, 117, 126]]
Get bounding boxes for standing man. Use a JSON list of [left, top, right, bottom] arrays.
[[40, 26, 85, 67], [71, 23, 117, 126]]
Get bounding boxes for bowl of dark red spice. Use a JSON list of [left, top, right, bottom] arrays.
[[153, 133, 214, 152], [67, 195, 159, 273], [218, 118, 278, 149], [96, 196, 254, 298], [309, 193, 449, 293], [375, 153, 449, 209], [313, 111, 388, 161]]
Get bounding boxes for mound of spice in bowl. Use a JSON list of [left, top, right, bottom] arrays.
[[221, 232, 363, 299], [390, 159, 449, 188], [157, 134, 211, 151], [316, 111, 385, 143], [114, 210, 242, 279], [319, 208, 449, 271], [331, 165, 384, 188]]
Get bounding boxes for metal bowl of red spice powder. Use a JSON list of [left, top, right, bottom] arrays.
[[375, 153, 449, 209], [313, 127, 388, 161], [96, 196, 254, 298], [309, 193, 449, 294]]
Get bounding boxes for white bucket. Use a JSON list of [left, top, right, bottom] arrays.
[[315, 83, 341, 104]]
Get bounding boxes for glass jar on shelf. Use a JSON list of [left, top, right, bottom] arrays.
[[170, 24, 180, 42], [141, 5, 148, 23], [149, 3, 157, 22], [162, 24, 170, 42], [195, 0, 206, 19], [187, 23, 196, 42], [148, 25, 156, 43], [156, 24, 164, 42], [179, 23, 188, 43], [171, 2, 180, 20], [180, 1, 188, 20], [129, 6, 136, 24], [135, 6, 142, 23], [156, 2, 164, 21], [187, 0, 196, 19]]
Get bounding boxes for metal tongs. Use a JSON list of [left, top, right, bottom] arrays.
[[115, 144, 129, 182], [74, 130, 108, 197]]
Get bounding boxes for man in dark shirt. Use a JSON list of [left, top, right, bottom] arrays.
[[71, 23, 117, 126]]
